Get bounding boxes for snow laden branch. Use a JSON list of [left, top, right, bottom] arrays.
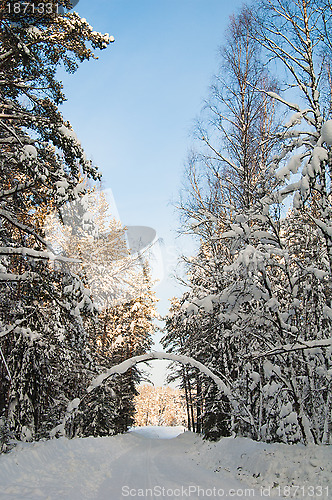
[[0, 247, 81, 263], [61, 352, 235, 436], [87, 352, 232, 396], [250, 338, 332, 359], [266, 91, 301, 113]]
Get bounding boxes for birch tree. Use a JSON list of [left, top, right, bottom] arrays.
[[168, 5, 279, 441], [168, 1, 332, 444]]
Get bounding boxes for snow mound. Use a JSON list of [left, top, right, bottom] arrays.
[[0, 434, 134, 499], [191, 436, 331, 498]]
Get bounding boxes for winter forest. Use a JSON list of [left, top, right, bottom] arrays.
[[0, 0, 332, 483]]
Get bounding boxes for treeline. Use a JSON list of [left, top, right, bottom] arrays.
[[0, 1, 156, 448], [163, 1, 332, 445], [134, 385, 187, 427]]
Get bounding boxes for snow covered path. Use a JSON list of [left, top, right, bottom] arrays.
[[0, 426, 330, 499], [0, 427, 255, 500], [99, 427, 250, 499]]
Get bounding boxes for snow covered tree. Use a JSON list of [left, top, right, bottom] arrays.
[[163, 248, 235, 438], [166, 6, 279, 441], [168, 1, 332, 445], [181, 4, 278, 223], [91, 264, 157, 433], [241, 0, 332, 443], [163, 296, 199, 432], [254, 0, 332, 271], [207, 0, 332, 444], [0, 2, 114, 440], [43, 186, 158, 438]]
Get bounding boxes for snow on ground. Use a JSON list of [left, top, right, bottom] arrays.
[[0, 427, 330, 499], [189, 435, 331, 499]]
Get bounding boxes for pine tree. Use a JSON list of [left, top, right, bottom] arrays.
[[47, 185, 159, 438], [0, 2, 114, 440]]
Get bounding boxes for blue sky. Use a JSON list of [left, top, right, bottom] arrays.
[[59, 0, 245, 384]]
